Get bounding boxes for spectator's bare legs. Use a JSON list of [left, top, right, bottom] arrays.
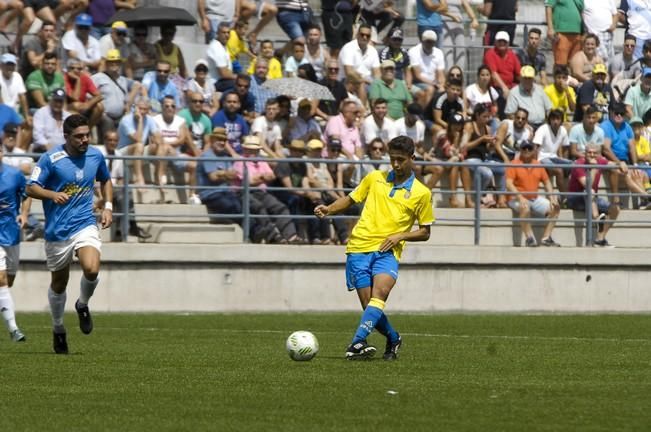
[[16, 6, 57, 52], [0, 1, 23, 37], [609, 170, 621, 205], [461, 166, 474, 208], [542, 203, 560, 240], [595, 202, 619, 241], [186, 160, 198, 198], [415, 85, 435, 110], [517, 199, 534, 239], [125, 142, 146, 187], [448, 166, 461, 207], [242, 1, 278, 47], [56, 0, 89, 31]]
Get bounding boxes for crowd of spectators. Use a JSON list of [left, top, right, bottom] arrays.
[[1, 0, 651, 246]]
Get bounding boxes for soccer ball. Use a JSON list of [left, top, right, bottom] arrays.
[[286, 331, 319, 361]]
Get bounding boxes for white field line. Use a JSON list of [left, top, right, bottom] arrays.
[[31, 326, 651, 344]]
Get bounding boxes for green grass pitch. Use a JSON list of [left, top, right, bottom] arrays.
[[2, 313, 651, 431]]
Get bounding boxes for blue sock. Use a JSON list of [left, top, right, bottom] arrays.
[[352, 298, 385, 344], [376, 313, 399, 343]]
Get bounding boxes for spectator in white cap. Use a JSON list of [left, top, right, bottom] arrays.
[[62, 13, 102, 73], [483, 30, 521, 118], [408, 29, 445, 109], [369, 59, 412, 120], [0, 53, 29, 125]]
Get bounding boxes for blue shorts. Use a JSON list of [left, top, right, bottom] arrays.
[[345, 251, 398, 291], [277, 9, 312, 41], [567, 195, 610, 214]]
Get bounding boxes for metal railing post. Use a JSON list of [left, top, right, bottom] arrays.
[[122, 155, 130, 243], [473, 169, 481, 245], [242, 163, 251, 242], [585, 168, 593, 246]]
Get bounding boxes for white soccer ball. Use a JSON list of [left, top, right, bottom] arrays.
[[286, 331, 319, 361]]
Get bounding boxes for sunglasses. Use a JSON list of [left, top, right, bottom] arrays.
[[358, 33, 371, 39], [371, 147, 384, 151], [191, 99, 203, 103], [520, 146, 534, 151], [328, 67, 339, 71], [614, 112, 625, 116], [157, 69, 170, 73], [69, 66, 82, 71]]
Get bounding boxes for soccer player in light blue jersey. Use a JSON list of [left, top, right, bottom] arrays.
[[27, 114, 113, 355], [315, 136, 434, 360], [0, 145, 32, 342]]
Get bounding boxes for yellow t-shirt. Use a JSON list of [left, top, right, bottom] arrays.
[[227, 30, 247, 61], [346, 170, 434, 260], [544, 84, 576, 121], [635, 135, 650, 159], [247, 57, 283, 80]]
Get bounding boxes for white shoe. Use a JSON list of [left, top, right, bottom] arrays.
[[188, 194, 202, 205], [10, 328, 26, 342]]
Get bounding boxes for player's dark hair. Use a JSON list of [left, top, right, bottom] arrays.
[[625, 33, 636, 43], [472, 103, 490, 120], [553, 64, 570, 76], [373, 98, 388, 107], [447, 78, 462, 88], [584, 105, 599, 117], [515, 107, 529, 117], [63, 114, 89, 136], [358, 23, 372, 33], [388, 135, 415, 156], [584, 33, 600, 47], [43, 51, 58, 61]]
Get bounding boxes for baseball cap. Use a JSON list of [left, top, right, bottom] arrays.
[[105, 49, 122, 62], [519, 140, 535, 150], [422, 30, 437, 42], [112, 21, 127, 31], [406, 103, 423, 118], [289, 139, 306, 150], [1, 53, 17, 65], [448, 112, 465, 125], [592, 63, 607, 75], [495, 31, 510, 43], [195, 58, 209, 68], [75, 13, 93, 27], [307, 139, 324, 150], [328, 136, 342, 148], [381, 59, 396, 69], [210, 127, 227, 140], [643, 67, 651, 77], [630, 116, 644, 126], [389, 28, 404, 40], [3, 122, 18, 135], [50, 88, 66, 100], [520, 65, 536, 79]]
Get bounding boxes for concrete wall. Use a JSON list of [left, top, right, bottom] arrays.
[[13, 243, 651, 313]]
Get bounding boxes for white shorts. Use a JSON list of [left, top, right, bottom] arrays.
[[45, 225, 102, 272], [0, 245, 19, 276], [508, 197, 551, 217]]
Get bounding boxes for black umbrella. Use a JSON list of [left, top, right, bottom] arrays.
[[109, 6, 197, 27]]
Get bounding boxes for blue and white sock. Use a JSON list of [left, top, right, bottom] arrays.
[[376, 313, 399, 343], [351, 298, 385, 344]]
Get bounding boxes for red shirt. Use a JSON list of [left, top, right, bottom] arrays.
[[568, 157, 609, 193], [64, 73, 99, 103], [483, 47, 520, 89]]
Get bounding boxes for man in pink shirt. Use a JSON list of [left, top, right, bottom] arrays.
[[483, 31, 520, 119], [233, 135, 304, 244], [323, 99, 363, 159]]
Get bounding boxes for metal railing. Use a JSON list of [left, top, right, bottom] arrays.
[[83, 153, 651, 246]]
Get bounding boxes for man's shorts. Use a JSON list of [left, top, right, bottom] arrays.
[[0, 245, 19, 276], [410, 82, 430, 96], [45, 225, 101, 272], [277, 9, 312, 41], [24, 0, 59, 11], [345, 251, 398, 291], [507, 196, 551, 216], [567, 195, 610, 214]]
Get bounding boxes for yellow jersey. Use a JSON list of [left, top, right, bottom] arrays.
[[544, 84, 576, 121], [635, 135, 650, 159], [227, 30, 247, 61], [247, 57, 284, 80], [346, 170, 434, 260]]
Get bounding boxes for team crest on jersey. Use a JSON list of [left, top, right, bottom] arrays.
[[75, 169, 84, 181], [30, 166, 41, 181], [404, 191, 411, 199], [49, 151, 67, 163]]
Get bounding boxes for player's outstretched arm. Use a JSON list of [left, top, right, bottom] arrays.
[[379, 225, 431, 252], [26, 184, 70, 205], [314, 196, 355, 219]]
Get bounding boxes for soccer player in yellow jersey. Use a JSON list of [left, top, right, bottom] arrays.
[[315, 136, 434, 360]]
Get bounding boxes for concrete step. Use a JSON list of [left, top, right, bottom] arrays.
[[134, 204, 209, 223], [141, 223, 242, 244]]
